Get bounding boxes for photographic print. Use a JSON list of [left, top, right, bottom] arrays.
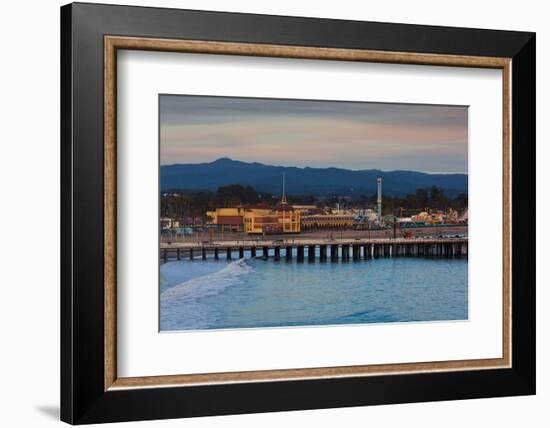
[[159, 95, 468, 332]]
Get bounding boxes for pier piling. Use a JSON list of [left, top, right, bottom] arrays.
[[297, 246, 304, 262], [352, 245, 360, 260], [308, 245, 316, 261], [286, 246, 293, 260], [320, 245, 327, 261], [342, 245, 350, 261], [331, 244, 339, 262]]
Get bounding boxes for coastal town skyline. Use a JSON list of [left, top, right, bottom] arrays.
[[159, 93, 469, 333], [160, 95, 468, 174]]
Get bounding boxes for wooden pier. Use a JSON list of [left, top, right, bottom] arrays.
[[160, 237, 468, 263]]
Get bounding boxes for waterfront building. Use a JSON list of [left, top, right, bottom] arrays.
[[301, 214, 356, 230], [410, 208, 460, 225], [205, 206, 248, 232], [160, 217, 179, 230], [206, 173, 301, 234], [244, 203, 300, 234], [206, 203, 300, 234]]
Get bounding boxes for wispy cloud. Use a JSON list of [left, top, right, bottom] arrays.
[[160, 95, 468, 173]]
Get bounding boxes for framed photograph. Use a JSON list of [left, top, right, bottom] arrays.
[[61, 2, 535, 424]]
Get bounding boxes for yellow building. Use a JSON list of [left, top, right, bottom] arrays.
[[206, 207, 247, 232], [207, 203, 300, 234], [207, 174, 301, 234], [243, 203, 300, 234]]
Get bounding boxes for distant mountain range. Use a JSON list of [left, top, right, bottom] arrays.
[[161, 158, 467, 197]]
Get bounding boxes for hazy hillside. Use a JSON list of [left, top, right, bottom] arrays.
[[160, 158, 467, 197]]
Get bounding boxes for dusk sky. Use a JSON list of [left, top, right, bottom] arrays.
[[160, 95, 468, 174]]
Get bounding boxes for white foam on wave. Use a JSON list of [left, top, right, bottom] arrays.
[[161, 258, 252, 305]]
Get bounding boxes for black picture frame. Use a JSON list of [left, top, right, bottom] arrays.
[[61, 2, 535, 424]]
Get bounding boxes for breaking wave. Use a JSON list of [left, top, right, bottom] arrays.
[[161, 258, 252, 305]]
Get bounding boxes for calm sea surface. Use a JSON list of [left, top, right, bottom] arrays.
[[160, 250, 468, 331]]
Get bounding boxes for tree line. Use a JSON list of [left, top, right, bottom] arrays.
[[161, 184, 260, 220], [161, 184, 467, 221], [358, 186, 468, 215]]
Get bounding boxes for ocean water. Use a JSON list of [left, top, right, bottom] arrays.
[[160, 250, 468, 331]]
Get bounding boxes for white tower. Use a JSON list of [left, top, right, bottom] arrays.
[[377, 177, 382, 224]]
